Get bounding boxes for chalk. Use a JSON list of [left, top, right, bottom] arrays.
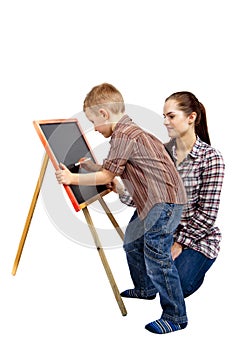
[[74, 157, 91, 167], [67, 157, 91, 170]]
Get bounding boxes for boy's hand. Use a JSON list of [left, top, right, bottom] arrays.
[[55, 163, 74, 185], [80, 158, 102, 172], [107, 178, 125, 194]]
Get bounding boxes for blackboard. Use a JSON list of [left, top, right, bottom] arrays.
[[33, 118, 110, 211]]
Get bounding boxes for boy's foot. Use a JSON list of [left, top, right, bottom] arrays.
[[145, 318, 187, 334], [120, 289, 156, 300]]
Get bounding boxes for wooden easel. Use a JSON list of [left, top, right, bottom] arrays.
[[12, 153, 127, 316]]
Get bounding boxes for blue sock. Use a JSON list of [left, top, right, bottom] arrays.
[[120, 289, 156, 300], [145, 318, 187, 334]]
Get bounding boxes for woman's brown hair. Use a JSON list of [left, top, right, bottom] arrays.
[[165, 91, 211, 145]]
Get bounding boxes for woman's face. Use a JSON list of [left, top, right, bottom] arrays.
[[163, 99, 193, 138]]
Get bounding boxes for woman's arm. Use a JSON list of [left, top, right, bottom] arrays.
[[174, 150, 225, 247]]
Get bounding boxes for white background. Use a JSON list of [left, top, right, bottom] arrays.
[[0, 0, 232, 349]]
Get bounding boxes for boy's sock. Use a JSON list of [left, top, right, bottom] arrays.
[[120, 289, 156, 300], [145, 318, 187, 334]]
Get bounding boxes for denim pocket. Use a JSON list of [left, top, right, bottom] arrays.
[[144, 203, 183, 242]]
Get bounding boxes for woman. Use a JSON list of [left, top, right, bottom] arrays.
[[163, 91, 225, 297], [118, 91, 225, 301]]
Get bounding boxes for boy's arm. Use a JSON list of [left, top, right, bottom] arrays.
[[55, 163, 115, 186]]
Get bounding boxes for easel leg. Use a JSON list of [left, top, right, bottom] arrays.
[[82, 207, 127, 316], [98, 196, 125, 241], [11, 153, 49, 276]]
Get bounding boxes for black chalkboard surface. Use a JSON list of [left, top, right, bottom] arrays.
[[33, 118, 110, 211]]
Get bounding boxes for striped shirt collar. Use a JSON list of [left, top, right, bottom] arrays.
[[112, 114, 132, 134]]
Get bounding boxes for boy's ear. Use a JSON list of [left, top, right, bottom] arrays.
[[99, 108, 110, 120]]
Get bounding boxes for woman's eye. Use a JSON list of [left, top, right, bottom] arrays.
[[164, 115, 175, 119]]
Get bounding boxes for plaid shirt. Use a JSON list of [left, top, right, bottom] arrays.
[[120, 137, 225, 259]]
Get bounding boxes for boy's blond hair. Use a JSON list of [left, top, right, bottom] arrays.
[[83, 83, 125, 115]]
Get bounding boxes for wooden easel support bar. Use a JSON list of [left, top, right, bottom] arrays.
[[98, 197, 125, 241], [83, 207, 127, 316], [11, 154, 49, 276]]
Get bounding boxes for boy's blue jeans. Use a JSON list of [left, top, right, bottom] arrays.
[[123, 203, 187, 324]]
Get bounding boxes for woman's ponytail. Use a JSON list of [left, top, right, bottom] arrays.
[[195, 102, 211, 145]]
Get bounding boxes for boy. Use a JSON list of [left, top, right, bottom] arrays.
[[55, 83, 188, 334]]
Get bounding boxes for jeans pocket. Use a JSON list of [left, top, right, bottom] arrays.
[[166, 204, 183, 234], [144, 203, 165, 233]]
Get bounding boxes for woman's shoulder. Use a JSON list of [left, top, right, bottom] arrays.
[[196, 138, 224, 160], [192, 139, 225, 174]]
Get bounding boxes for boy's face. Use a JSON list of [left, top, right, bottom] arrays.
[[85, 108, 113, 138]]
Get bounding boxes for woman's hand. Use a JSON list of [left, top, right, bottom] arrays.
[[171, 242, 183, 260]]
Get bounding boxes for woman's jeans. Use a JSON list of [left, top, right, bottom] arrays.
[[174, 248, 216, 297], [124, 208, 216, 303], [124, 204, 187, 324]]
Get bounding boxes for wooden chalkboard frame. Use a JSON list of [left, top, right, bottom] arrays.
[[33, 118, 110, 212]]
